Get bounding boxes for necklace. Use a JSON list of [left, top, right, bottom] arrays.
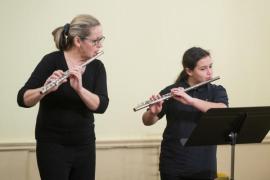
[[67, 58, 83, 67], [66, 58, 86, 75]]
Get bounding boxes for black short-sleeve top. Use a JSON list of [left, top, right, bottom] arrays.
[[157, 80, 228, 179]]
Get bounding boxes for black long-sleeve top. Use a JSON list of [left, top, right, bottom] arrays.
[[17, 51, 109, 144]]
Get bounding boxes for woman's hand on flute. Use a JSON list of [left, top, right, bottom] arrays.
[[171, 87, 194, 105], [43, 70, 67, 94], [148, 94, 163, 116], [68, 66, 85, 93]]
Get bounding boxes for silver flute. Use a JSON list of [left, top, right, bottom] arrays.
[[133, 76, 220, 112], [40, 51, 104, 94]]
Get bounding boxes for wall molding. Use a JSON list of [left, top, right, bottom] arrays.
[[0, 138, 161, 151], [0, 136, 269, 151]]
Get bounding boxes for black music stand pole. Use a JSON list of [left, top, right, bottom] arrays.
[[181, 106, 270, 180], [229, 132, 237, 180]]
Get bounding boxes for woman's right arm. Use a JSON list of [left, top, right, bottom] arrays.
[[18, 69, 66, 108], [142, 110, 160, 126], [142, 94, 163, 126], [23, 88, 46, 107]]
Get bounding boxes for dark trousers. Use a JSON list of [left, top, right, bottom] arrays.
[[160, 173, 214, 180], [36, 142, 95, 180]]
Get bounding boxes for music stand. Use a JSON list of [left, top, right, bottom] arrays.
[[181, 106, 270, 180]]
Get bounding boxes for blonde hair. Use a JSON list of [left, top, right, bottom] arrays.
[[52, 14, 100, 51]]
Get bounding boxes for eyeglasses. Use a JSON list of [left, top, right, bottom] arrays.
[[83, 36, 105, 46]]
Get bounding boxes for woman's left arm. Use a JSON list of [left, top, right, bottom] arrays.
[[189, 98, 227, 112], [171, 86, 228, 112], [70, 62, 109, 113], [77, 88, 100, 111]]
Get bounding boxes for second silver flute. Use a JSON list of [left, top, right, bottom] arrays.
[[133, 76, 220, 112], [40, 51, 104, 94]]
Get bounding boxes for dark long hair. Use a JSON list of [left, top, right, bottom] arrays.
[[175, 47, 210, 84]]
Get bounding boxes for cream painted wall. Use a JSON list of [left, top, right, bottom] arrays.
[[1, 0, 270, 142]]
